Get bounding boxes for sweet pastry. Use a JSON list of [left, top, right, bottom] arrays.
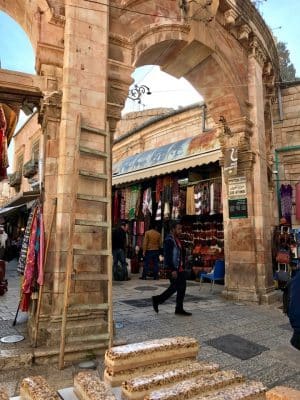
[[0, 387, 9, 400], [104, 359, 197, 387], [105, 337, 199, 373], [189, 380, 266, 399], [144, 370, 244, 400], [121, 361, 220, 400], [74, 371, 116, 400], [20, 376, 59, 400]]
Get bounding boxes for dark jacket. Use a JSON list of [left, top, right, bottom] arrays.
[[288, 270, 300, 334], [112, 227, 126, 251], [163, 233, 183, 271]]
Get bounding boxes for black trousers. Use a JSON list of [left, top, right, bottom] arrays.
[[155, 271, 186, 310]]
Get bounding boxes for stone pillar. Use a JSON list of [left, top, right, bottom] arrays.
[[32, 0, 110, 361], [221, 38, 276, 303]]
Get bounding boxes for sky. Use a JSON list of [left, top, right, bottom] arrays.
[[0, 0, 299, 114]]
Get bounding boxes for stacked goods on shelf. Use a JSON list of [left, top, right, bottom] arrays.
[[19, 376, 60, 400], [74, 372, 116, 400], [104, 337, 199, 386]]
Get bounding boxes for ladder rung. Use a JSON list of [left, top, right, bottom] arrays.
[[73, 249, 110, 256], [79, 170, 108, 180], [68, 303, 109, 311], [75, 219, 108, 227], [71, 273, 108, 281], [79, 146, 108, 158], [77, 194, 109, 203], [81, 124, 108, 136]]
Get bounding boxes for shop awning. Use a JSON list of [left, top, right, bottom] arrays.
[[112, 129, 221, 186], [0, 190, 40, 208], [0, 203, 28, 217]]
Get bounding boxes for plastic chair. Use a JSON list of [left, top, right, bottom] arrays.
[[199, 259, 225, 291]]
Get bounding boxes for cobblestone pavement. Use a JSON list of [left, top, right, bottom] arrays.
[[1, 260, 300, 396]]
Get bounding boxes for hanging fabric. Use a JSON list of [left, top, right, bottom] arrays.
[[19, 202, 45, 312], [194, 184, 201, 216], [296, 182, 300, 221], [280, 184, 293, 224], [113, 191, 119, 226], [142, 188, 152, 216], [155, 200, 162, 220]]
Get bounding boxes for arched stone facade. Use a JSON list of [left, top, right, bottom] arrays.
[[0, 0, 280, 364]]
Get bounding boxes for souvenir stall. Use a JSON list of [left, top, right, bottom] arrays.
[[272, 182, 300, 286], [112, 163, 225, 279]]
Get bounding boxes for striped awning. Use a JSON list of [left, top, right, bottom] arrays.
[[112, 129, 221, 185]]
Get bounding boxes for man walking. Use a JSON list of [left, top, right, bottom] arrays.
[[141, 223, 161, 280], [152, 221, 191, 316], [112, 221, 129, 281]]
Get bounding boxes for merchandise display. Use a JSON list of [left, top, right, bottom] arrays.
[[112, 170, 224, 279]]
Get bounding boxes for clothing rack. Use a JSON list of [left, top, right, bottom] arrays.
[[180, 177, 222, 187]]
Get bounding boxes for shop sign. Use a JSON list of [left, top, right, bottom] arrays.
[[224, 147, 238, 177], [228, 198, 248, 219], [228, 176, 247, 199]]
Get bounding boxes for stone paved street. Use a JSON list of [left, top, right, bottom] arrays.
[[1, 260, 300, 397]]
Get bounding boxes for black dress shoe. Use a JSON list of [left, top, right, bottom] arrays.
[[175, 309, 192, 316], [152, 296, 159, 313], [139, 277, 146, 280]]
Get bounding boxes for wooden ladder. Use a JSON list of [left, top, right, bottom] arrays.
[[59, 115, 113, 369]]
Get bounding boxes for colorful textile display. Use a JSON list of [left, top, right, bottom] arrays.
[[280, 184, 293, 224], [18, 202, 45, 312]]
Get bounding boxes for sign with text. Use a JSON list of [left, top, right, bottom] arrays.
[[224, 147, 238, 177], [228, 176, 247, 199], [228, 198, 248, 219]]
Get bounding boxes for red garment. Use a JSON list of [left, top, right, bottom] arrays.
[[37, 209, 45, 286], [113, 191, 119, 226]]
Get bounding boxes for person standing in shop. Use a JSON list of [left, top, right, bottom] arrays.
[[152, 221, 192, 316], [112, 221, 130, 281], [288, 269, 300, 350], [141, 223, 161, 280]]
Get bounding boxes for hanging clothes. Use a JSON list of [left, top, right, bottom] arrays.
[[120, 189, 126, 220], [155, 200, 162, 221], [142, 188, 152, 216], [20, 203, 45, 312], [194, 184, 202, 216], [129, 185, 140, 220], [280, 184, 293, 224], [17, 204, 37, 275], [171, 179, 180, 219], [156, 178, 163, 203], [296, 182, 300, 221], [0, 104, 18, 182]]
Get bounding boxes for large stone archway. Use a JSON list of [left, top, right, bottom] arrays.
[[0, 0, 280, 364]]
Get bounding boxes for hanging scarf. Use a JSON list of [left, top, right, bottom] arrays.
[[280, 184, 293, 224]]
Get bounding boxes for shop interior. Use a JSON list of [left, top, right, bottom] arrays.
[[112, 162, 225, 281]]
